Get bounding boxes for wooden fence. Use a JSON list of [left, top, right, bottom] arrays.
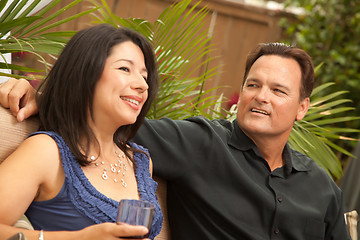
[[41, 0, 295, 108]]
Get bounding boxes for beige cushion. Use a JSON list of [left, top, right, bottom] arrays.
[[0, 106, 39, 163], [345, 210, 358, 240], [154, 177, 171, 240], [13, 215, 34, 230], [0, 106, 170, 239]]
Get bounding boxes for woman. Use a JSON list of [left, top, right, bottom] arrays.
[[0, 24, 162, 239]]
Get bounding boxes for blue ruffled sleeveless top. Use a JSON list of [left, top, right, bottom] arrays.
[[25, 131, 163, 239]]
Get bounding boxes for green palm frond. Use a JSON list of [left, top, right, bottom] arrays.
[[91, 0, 224, 119], [289, 82, 360, 178], [0, 0, 100, 79]]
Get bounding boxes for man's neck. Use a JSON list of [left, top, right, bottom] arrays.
[[246, 132, 289, 171]]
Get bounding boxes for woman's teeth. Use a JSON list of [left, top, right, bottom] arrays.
[[121, 97, 139, 106]]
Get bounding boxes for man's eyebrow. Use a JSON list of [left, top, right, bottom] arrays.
[[273, 82, 291, 92], [245, 78, 259, 83], [245, 78, 291, 91]]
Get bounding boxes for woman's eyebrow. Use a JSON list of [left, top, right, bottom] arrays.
[[114, 59, 147, 73]]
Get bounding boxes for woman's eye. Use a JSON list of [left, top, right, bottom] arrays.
[[119, 67, 129, 72]]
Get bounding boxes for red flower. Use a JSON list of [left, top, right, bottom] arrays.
[[227, 92, 239, 109], [12, 52, 28, 61]]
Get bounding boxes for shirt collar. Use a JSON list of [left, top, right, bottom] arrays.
[[228, 119, 254, 151], [285, 145, 312, 173], [229, 119, 311, 175]]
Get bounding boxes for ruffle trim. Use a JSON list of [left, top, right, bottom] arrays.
[[131, 142, 163, 238]]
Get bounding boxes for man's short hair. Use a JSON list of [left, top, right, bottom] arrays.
[[242, 43, 315, 100]]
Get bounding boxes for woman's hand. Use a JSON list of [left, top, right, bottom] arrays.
[[1, 222, 150, 240], [0, 78, 38, 122], [79, 222, 150, 240]]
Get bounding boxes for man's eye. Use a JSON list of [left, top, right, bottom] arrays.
[[274, 89, 286, 94], [247, 84, 257, 88], [119, 67, 129, 72]]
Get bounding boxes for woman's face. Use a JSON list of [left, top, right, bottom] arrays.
[[91, 41, 149, 130]]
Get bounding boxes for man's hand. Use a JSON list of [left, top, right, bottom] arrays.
[[0, 78, 38, 122]]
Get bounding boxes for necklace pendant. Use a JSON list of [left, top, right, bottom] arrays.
[[102, 171, 108, 180], [121, 178, 127, 188], [93, 149, 128, 187]]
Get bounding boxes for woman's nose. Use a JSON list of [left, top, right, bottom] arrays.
[[132, 73, 149, 92]]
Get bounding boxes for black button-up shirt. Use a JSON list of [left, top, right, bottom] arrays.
[[135, 117, 350, 240]]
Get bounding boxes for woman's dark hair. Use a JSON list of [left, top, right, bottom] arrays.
[[37, 24, 158, 165], [242, 42, 315, 100]]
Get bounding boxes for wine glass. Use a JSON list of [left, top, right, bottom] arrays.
[[117, 199, 155, 239]]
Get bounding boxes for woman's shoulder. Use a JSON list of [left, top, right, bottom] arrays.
[[27, 131, 70, 158], [21, 132, 59, 158], [20, 132, 61, 173], [0, 131, 63, 199]]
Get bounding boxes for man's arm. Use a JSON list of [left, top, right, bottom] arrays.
[[134, 117, 221, 180], [0, 78, 38, 122]]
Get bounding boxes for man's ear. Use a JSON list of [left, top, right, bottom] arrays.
[[295, 97, 310, 121]]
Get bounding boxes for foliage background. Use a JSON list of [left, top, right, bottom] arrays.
[[280, 0, 360, 154], [2, 0, 359, 179]]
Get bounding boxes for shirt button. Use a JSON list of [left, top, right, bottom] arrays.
[[274, 228, 280, 234], [277, 197, 283, 203]]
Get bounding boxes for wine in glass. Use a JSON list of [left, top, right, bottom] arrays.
[[117, 199, 155, 239]]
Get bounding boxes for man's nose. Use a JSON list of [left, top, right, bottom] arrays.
[[255, 88, 270, 103]]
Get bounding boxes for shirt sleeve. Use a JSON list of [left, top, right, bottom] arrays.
[[133, 118, 204, 180], [325, 191, 351, 240]]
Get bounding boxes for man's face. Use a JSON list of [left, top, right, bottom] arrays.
[[236, 55, 309, 142]]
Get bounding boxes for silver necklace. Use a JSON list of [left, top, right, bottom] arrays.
[[90, 151, 128, 188]]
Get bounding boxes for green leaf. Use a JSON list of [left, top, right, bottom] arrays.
[[0, 0, 19, 23], [16, 0, 41, 19], [290, 127, 343, 178], [0, 62, 43, 72], [29, 7, 101, 37], [0, 0, 9, 15], [311, 82, 334, 96], [18, 0, 80, 37], [1, 0, 95, 78], [0, 16, 41, 35], [309, 116, 360, 126]]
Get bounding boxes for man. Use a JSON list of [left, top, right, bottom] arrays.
[[0, 43, 350, 239]]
